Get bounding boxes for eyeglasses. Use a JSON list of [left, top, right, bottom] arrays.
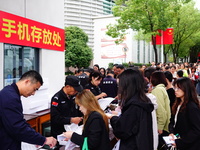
[[174, 87, 181, 91]]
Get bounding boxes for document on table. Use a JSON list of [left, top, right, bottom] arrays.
[[22, 142, 46, 150], [98, 97, 114, 110]]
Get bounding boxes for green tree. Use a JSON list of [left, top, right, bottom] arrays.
[[188, 33, 200, 62], [190, 43, 200, 62], [165, 2, 200, 62], [65, 26, 93, 68], [106, 0, 191, 63]]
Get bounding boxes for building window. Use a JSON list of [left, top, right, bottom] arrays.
[[4, 44, 39, 86]]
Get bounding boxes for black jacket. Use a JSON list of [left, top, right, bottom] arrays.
[[110, 95, 154, 150], [71, 111, 111, 150], [84, 82, 102, 96], [0, 83, 45, 150], [166, 88, 176, 109], [50, 88, 83, 138], [100, 75, 118, 98], [169, 101, 200, 150], [77, 73, 89, 88]]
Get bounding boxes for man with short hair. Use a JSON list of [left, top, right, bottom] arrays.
[[50, 75, 83, 149], [116, 64, 125, 75], [112, 64, 118, 78], [77, 68, 89, 88], [177, 70, 184, 78], [0, 70, 57, 150], [164, 71, 176, 109]]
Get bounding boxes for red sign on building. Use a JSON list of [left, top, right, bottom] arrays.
[[0, 10, 65, 51]]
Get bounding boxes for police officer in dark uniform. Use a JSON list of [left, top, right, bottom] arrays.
[[77, 69, 89, 88], [101, 70, 118, 98], [84, 71, 107, 99], [50, 75, 83, 149]]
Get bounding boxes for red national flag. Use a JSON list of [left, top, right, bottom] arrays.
[[163, 28, 174, 44], [155, 28, 174, 45]]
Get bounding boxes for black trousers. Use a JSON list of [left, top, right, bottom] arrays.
[[158, 130, 169, 150]]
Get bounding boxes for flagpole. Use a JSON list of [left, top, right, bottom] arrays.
[[161, 30, 164, 63]]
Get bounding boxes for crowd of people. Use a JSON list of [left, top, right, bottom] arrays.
[[55, 62, 200, 150], [0, 61, 200, 150]]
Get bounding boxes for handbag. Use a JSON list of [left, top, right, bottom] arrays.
[[82, 137, 89, 150]]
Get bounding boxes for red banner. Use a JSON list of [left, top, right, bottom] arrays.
[[0, 11, 65, 51], [155, 28, 174, 45]]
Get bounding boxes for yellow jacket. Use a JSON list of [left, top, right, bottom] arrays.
[[151, 84, 171, 132]]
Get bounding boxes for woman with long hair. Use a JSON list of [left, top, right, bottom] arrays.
[[169, 77, 200, 150], [99, 67, 106, 78], [108, 69, 154, 150], [63, 90, 111, 150]]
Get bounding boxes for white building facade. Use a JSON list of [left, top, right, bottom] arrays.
[[93, 15, 163, 68], [64, 0, 115, 49], [0, 0, 65, 114]]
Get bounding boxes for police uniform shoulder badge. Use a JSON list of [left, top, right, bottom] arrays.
[[52, 96, 58, 106]]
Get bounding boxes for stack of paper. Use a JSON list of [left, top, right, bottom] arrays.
[[162, 136, 177, 147], [98, 97, 114, 110]]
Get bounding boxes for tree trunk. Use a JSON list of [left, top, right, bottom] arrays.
[[164, 53, 167, 63], [152, 36, 158, 63], [163, 45, 167, 63], [172, 48, 176, 63]]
